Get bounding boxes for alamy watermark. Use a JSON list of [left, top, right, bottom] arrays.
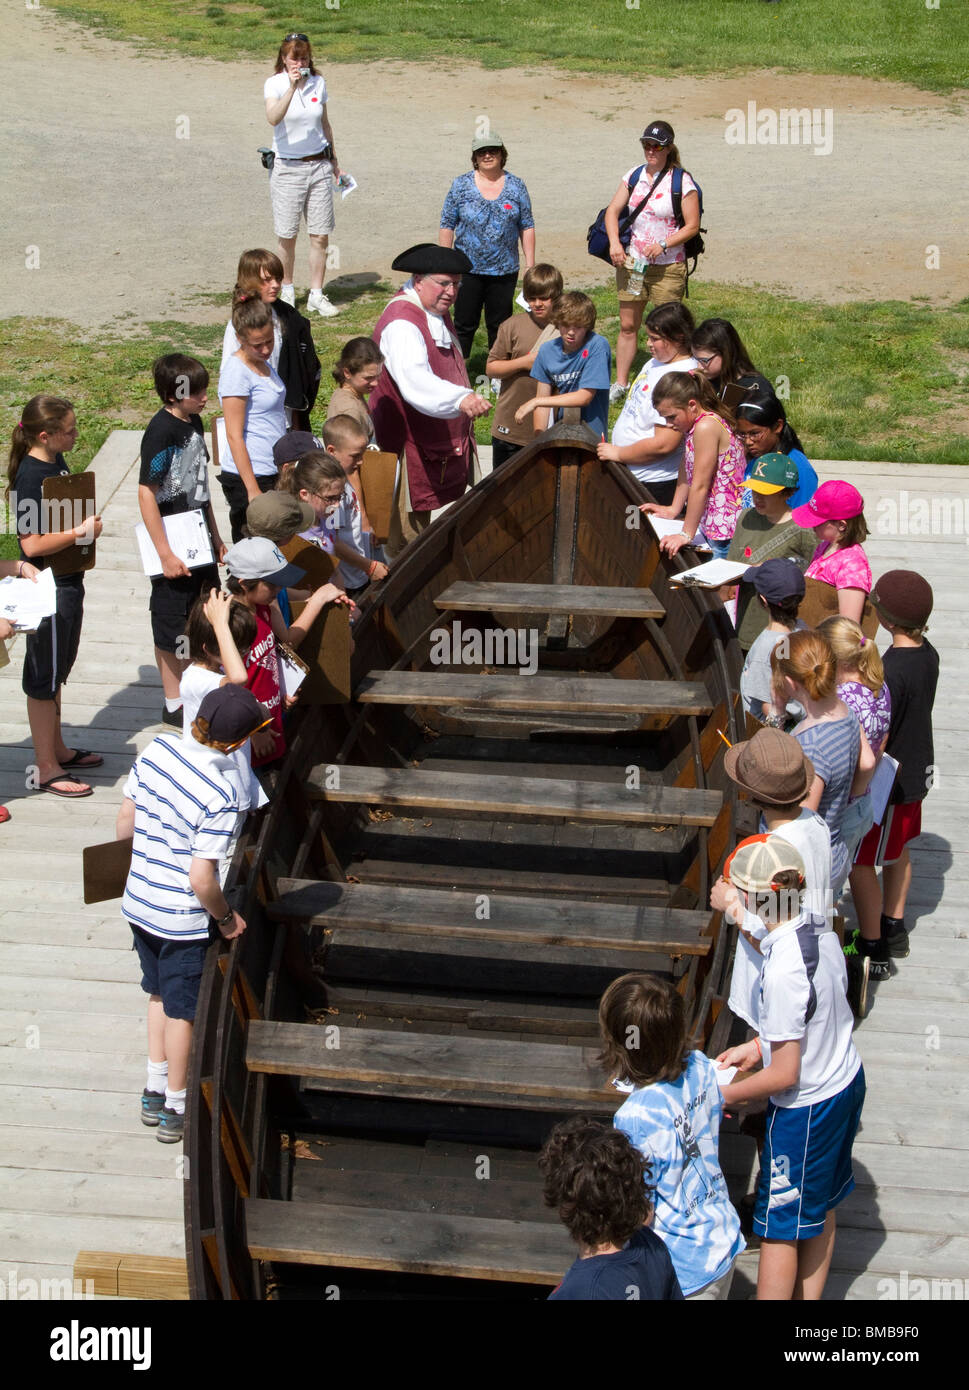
[[724, 102, 834, 157], [429, 620, 538, 676]]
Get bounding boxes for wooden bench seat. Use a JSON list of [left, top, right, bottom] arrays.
[[433, 580, 664, 619], [348, 856, 671, 901], [355, 670, 712, 717], [323, 983, 600, 1037], [307, 764, 722, 828]]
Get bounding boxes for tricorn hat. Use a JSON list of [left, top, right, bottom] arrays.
[[391, 243, 473, 275]]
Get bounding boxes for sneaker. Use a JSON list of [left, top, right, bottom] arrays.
[[884, 923, 910, 958], [609, 382, 628, 406], [279, 283, 296, 307], [156, 1106, 184, 1144], [307, 289, 339, 317], [141, 1089, 166, 1127], [161, 706, 183, 729], [844, 945, 870, 1020]]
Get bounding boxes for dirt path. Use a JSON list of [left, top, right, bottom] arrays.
[[2, 4, 967, 328]]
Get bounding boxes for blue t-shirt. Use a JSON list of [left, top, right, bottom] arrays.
[[742, 448, 817, 513], [548, 1227, 683, 1301], [613, 1051, 745, 1296], [217, 355, 287, 478], [439, 171, 535, 276], [531, 333, 612, 439]]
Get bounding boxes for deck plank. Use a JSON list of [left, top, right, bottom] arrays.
[[355, 671, 711, 717], [433, 580, 664, 618]]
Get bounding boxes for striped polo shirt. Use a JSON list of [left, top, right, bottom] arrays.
[[121, 734, 245, 942]]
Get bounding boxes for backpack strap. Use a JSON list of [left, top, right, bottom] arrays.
[[619, 164, 669, 238], [671, 165, 684, 228]]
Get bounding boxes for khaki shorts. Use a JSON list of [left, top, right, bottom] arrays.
[[270, 156, 335, 239], [616, 260, 688, 305]]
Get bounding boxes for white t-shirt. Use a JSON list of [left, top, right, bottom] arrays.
[[611, 353, 696, 484], [332, 479, 372, 590], [727, 811, 833, 1029], [221, 313, 282, 375], [757, 912, 861, 1108], [263, 72, 329, 160], [179, 664, 268, 811], [217, 355, 287, 477]]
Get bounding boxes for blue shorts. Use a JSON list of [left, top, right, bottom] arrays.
[[131, 923, 213, 1022], [753, 1066, 866, 1241]]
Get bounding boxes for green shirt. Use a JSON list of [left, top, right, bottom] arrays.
[[728, 510, 816, 650]]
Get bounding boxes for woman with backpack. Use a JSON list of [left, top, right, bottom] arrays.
[[603, 121, 701, 405]]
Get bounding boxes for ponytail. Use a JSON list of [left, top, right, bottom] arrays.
[[7, 395, 74, 497], [770, 629, 837, 703], [231, 296, 274, 340], [652, 370, 737, 429], [818, 615, 884, 694]]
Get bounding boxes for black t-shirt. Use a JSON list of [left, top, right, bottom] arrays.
[[139, 409, 210, 516], [548, 1227, 684, 1301], [883, 640, 939, 804], [14, 452, 83, 584]]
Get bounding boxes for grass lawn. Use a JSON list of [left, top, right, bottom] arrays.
[[48, 0, 969, 94], [3, 279, 968, 559]]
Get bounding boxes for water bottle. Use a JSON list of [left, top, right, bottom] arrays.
[[624, 252, 646, 296]]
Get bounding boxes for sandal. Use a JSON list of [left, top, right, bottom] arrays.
[[37, 777, 93, 799], [61, 749, 103, 769]]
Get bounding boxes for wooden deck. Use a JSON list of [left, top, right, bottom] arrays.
[[0, 438, 965, 1299]]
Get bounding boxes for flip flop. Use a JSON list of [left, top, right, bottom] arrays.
[[37, 777, 93, 799], [61, 749, 103, 769]]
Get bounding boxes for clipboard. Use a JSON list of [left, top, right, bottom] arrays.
[[43, 472, 97, 576], [281, 534, 337, 587], [286, 600, 351, 704], [83, 836, 133, 905], [800, 576, 879, 639], [359, 451, 399, 546]]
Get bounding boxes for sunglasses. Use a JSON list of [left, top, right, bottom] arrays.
[[284, 32, 309, 42], [641, 141, 665, 151]]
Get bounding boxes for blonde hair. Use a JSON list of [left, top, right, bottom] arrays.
[[770, 628, 837, 703], [818, 615, 884, 694]]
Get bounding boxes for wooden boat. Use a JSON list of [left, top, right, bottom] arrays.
[[184, 422, 744, 1300]]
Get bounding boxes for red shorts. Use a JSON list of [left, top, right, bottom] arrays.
[[854, 800, 922, 867]]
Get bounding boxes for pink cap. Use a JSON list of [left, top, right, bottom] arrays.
[[791, 479, 864, 529]]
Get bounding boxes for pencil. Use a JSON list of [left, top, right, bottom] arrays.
[[717, 729, 732, 749]]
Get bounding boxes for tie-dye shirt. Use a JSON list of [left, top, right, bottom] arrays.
[[613, 1050, 745, 1295]]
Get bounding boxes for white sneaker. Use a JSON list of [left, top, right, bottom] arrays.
[[279, 283, 296, 307], [307, 289, 339, 317], [609, 381, 629, 405]]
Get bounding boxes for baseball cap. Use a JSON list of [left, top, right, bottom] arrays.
[[742, 557, 806, 604], [724, 728, 814, 805], [224, 537, 306, 589], [244, 491, 316, 545], [746, 452, 800, 494], [726, 833, 806, 895], [641, 120, 674, 147], [471, 132, 505, 152], [192, 685, 271, 749], [273, 431, 321, 469], [791, 480, 864, 529], [870, 570, 933, 629]]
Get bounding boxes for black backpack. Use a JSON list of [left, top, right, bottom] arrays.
[[671, 166, 705, 282]]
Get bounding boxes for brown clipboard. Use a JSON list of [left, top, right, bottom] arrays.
[[279, 536, 350, 703], [281, 534, 337, 587], [83, 836, 133, 905], [43, 472, 96, 576], [800, 576, 879, 639], [359, 451, 399, 546]]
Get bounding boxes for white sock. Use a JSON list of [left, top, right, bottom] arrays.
[[147, 1060, 168, 1095], [164, 697, 182, 713], [165, 1087, 187, 1116]]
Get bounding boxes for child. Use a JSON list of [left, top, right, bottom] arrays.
[[712, 728, 833, 1031], [218, 297, 288, 542], [514, 291, 611, 440], [140, 354, 224, 728], [641, 370, 746, 560], [598, 973, 745, 1299], [0, 558, 42, 823], [734, 386, 818, 513], [485, 263, 563, 468], [791, 480, 871, 625], [596, 301, 696, 507], [539, 1116, 683, 1301], [739, 559, 808, 723], [717, 834, 866, 1301], [327, 337, 384, 445], [224, 537, 352, 768], [283, 445, 384, 593], [321, 417, 389, 592], [8, 395, 104, 798], [727, 455, 815, 651], [849, 571, 938, 977]]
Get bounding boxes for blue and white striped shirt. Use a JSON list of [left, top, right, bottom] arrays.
[[121, 734, 245, 942]]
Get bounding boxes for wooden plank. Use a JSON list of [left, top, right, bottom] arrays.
[[245, 1197, 568, 1283], [322, 926, 692, 974], [307, 764, 722, 827], [247, 1020, 611, 1105], [117, 1254, 190, 1301], [291, 1165, 559, 1225], [271, 880, 713, 954], [351, 856, 671, 902], [355, 671, 712, 717], [73, 1250, 121, 1297], [299, 1073, 615, 1115], [433, 581, 664, 619], [324, 985, 599, 1037]]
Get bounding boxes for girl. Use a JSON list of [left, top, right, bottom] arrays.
[[281, 449, 379, 588], [327, 338, 384, 446], [735, 385, 818, 513], [770, 629, 875, 894], [818, 615, 892, 984], [641, 371, 746, 559], [691, 318, 771, 401], [597, 301, 696, 507], [8, 396, 103, 799], [792, 480, 872, 624], [598, 973, 745, 1300], [221, 248, 322, 432], [218, 297, 288, 543], [726, 452, 815, 651]]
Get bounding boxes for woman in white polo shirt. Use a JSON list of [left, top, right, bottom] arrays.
[[263, 32, 341, 318]]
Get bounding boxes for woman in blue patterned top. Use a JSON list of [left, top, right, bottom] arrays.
[[438, 132, 536, 358]]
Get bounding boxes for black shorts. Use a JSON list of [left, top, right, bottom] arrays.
[[22, 575, 84, 700], [149, 565, 221, 654], [130, 922, 214, 1022]]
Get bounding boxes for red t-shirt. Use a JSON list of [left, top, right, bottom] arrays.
[[245, 603, 284, 767]]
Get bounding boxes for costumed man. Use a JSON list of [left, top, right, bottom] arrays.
[[370, 243, 492, 556]]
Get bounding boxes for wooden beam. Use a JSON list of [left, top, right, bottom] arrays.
[[355, 671, 713, 717], [433, 581, 665, 619]]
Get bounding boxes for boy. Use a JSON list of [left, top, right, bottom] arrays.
[[717, 834, 866, 1301], [485, 263, 563, 468], [848, 571, 938, 978], [539, 1117, 683, 1301], [322, 415, 389, 593], [140, 354, 225, 727], [738, 559, 808, 724], [514, 292, 612, 440], [117, 685, 270, 1142]]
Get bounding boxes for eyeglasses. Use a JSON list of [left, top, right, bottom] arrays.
[[284, 32, 309, 42], [693, 353, 719, 368], [737, 426, 771, 441], [426, 277, 461, 290]]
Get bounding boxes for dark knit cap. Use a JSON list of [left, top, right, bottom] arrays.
[[870, 570, 933, 629]]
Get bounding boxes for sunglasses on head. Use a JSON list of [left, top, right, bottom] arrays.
[[284, 32, 309, 42]]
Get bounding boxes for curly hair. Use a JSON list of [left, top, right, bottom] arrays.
[[539, 1118, 653, 1250]]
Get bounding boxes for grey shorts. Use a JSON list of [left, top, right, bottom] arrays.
[[270, 157, 335, 238]]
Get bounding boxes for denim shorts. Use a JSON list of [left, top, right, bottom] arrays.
[[130, 922, 213, 1022]]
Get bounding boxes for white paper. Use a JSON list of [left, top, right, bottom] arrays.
[[869, 753, 899, 826], [715, 1065, 739, 1088], [135, 510, 215, 578], [0, 567, 58, 631], [279, 651, 307, 698], [515, 290, 529, 311], [645, 513, 712, 551], [669, 558, 750, 588], [336, 172, 357, 199]]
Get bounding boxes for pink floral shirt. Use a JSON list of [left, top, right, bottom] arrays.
[[623, 166, 697, 265], [684, 411, 746, 543], [805, 542, 872, 593]]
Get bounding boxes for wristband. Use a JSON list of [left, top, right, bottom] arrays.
[[754, 1037, 763, 1060], [215, 907, 234, 928], [368, 559, 377, 577]]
